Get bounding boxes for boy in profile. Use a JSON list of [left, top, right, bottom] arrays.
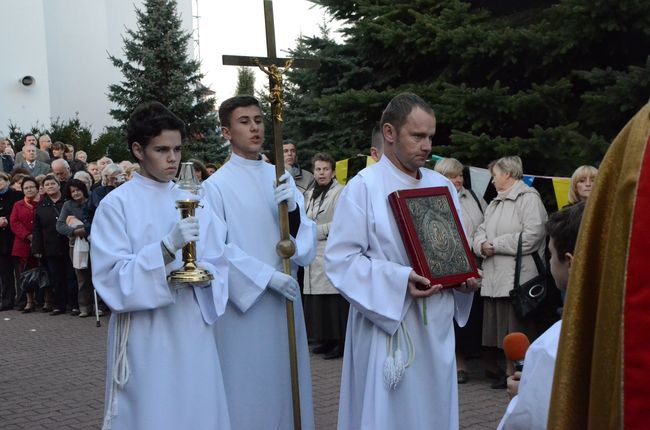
[[498, 201, 586, 430]]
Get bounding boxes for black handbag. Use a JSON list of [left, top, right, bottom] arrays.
[[509, 234, 547, 319], [17, 266, 50, 293]]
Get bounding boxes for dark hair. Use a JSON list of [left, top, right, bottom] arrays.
[[21, 176, 38, 191], [126, 101, 186, 158], [63, 178, 89, 200], [205, 163, 218, 171], [546, 201, 585, 261], [42, 174, 60, 187], [10, 167, 30, 177], [260, 150, 274, 164], [189, 158, 209, 181], [24, 133, 36, 141], [68, 159, 87, 175], [380, 93, 435, 133], [312, 152, 336, 171], [218, 95, 260, 127], [10, 173, 27, 187], [51, 141, 65, 152]]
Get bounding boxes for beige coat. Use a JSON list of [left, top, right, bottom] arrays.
[[458, 186, 488, 252], [473, 180, 548, 298], [303, 179, 344, 295]]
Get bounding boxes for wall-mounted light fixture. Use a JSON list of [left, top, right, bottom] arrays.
[[20, 76, 35, 86]]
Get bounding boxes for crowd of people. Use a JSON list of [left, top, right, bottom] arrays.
[[0, 133, 230, 318], [0, 91, 607, 430]]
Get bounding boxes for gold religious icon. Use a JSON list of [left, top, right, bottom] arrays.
[[167, 162, 214, 285]]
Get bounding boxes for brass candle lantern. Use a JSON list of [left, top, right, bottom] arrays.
[[167, 162, 214, 285]]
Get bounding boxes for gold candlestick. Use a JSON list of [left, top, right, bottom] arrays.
[[167, 163, 214, 285]]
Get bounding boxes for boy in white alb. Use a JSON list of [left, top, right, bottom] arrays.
[[203, 96, 317, 429], [91, 102, 231, 430]]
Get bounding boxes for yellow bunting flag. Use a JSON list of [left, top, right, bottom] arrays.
[[335, 158, 349, 185], [552, 178, 571, 209]]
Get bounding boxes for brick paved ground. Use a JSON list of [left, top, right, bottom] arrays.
[[1, 309, 508, 429]]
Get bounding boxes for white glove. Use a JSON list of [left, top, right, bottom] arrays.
[[163, 217, 200, 254], [268, 271, 299, 301], [275, 172, 297, 211]]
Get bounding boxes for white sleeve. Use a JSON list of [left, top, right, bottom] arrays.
[[325, 180, 412, 336], [191, 203, 229, 324], [498, 340, 556, 430], [289, 175, 317, 267], [203, 180, 276, 312], [90, 199, 174, 313]]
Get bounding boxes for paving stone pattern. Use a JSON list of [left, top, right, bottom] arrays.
[[1, 310, 508, 429]]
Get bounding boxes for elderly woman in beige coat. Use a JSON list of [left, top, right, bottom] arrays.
[[303, 153, 347, 359], [435, 157, 487, 384], [473, 156, 547, 388]]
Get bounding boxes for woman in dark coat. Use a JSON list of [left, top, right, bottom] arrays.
[[32, 175, 74, 316]]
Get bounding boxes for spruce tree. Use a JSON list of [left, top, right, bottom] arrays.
[[108, 0, 227, 162], [283, 0, 650, 176], [235, 67, 256, 96]]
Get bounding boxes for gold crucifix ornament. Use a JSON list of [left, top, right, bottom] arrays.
[[255, 59, 293, 123]]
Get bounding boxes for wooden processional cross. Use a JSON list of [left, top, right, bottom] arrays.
[[222, 1, 319, 429]]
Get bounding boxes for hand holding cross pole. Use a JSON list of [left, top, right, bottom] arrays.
[[222, 2, 319, 429]]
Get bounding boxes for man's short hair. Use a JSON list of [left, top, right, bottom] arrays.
[[371, 125, 384, 150], [126, 101, 186, 157], [312, 152, 336, 171], [24, 133, 36, 142], [546, 201, 585, 261], [51, 158, 70, 171], [219, 96, 260, 127], [380, 93, 435, 133]]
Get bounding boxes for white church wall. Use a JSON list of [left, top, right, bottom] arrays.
[[43, 0, 112, 134], [0, 0, 52, 136], [0, 0, 194, 138]]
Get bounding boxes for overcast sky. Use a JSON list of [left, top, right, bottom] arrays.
[[194, 0, 342, 105]]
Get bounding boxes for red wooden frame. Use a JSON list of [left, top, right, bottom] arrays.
[[389, 186, 479, 288]]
